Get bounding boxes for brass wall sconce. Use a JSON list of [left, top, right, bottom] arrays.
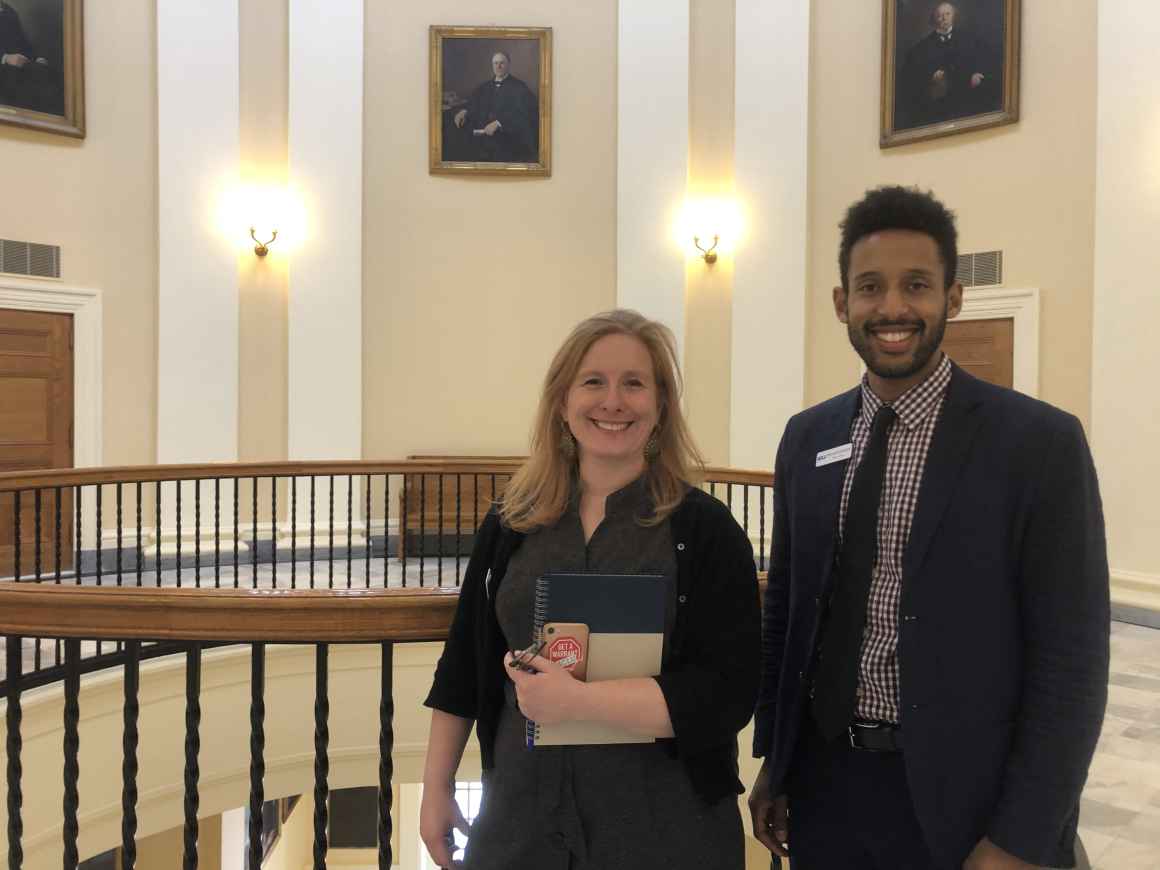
[[250, 227, 278, 257], [694, 235, 719, 264]]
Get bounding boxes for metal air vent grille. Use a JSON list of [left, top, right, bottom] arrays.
[[1, 238, 61, 279], [955, 250, 1002, 287]]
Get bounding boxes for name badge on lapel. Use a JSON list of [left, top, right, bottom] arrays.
[[816, 443, 853, 468]]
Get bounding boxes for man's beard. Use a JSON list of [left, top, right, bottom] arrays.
[[847, 308, 948, 381]]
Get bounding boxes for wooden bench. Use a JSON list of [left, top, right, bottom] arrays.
[[396, 456, 521, 558]]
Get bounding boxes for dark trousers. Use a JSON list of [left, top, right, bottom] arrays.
[[784, 723, 938, 870]]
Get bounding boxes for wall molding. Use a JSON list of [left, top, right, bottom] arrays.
[[956, 286, 1039, 397], [0, 278, 102, 469], [1110, 568, 1160, 614]]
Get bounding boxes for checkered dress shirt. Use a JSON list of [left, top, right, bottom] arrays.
[[839, 354, 952, 723]]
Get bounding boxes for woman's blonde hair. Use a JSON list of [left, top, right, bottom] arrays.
[[499, 309, 704, 531]]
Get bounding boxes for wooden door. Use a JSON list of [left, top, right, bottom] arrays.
[[943, 317, 1014, 389], [0, 309, 74, 578]]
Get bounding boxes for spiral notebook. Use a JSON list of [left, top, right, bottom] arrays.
[[525, 571, 668, 748]]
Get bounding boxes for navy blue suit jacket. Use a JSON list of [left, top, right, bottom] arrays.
[[753, 364, 1109, 868]]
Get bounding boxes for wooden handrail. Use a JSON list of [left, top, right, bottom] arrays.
[[0, 459, 771, 493], [0, 585, 459, 642], [0, 459, 525, 492], [0, 580, 769, 642]]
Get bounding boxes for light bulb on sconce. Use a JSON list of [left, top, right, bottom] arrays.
[[693, 235, 719, 264], [217, 183, 306, 258], [677, 197, 743, 266], [250, 227, 278, 257]]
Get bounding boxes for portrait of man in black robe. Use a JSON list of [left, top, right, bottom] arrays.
[[441, 48, 540, 164], [0, 0, 64, 118], [894, 1, 1003, 131]]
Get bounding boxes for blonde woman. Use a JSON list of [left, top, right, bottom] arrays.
[[420, 310, 760, 870]]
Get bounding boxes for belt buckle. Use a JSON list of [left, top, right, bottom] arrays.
[[847, 721, 883, 752]]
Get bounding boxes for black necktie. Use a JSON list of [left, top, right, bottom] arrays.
[[810, 404, 896, 740]]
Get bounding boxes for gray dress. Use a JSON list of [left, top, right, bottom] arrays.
[[462, 478, 744, 870]]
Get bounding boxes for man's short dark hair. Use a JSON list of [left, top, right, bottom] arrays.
[[838, 185, 958, 291]]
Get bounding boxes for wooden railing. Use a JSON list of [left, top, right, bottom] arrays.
[[1, 585, 458, 869], [0, 459, 773, 868]]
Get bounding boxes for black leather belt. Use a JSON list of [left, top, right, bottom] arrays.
[[848, 720, 903, 752]]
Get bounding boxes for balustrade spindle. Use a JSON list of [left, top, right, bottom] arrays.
[[272, 477, 278, 588], [759, 487, 767, 572], [55, 486, 63, 583], [234, 479, 240, 588], [6, 635, 24, 870], [310, 476, 317, 588], [155, 481, 162, 588], [292, 477, 298, 589], [175, 482, 182, 588], [382, 474, 390, 583], [347, 474, 353, 588], [455, 474, 462, 583], [328, 476, 335, 590], [76, 485, 83, 584], [194, 480, 201, 587], [438, 475, 445, 586], [314, 644, 330, 868], [15, 491, 24, 581], [116, 483, 124, 583], [214, 479, 221, 588], [248, 643, 266, 870], [183, 644, 202, 870], [122, 641, 140, 868], [136, 482, 143, 586], [419, 474, 426, 587], [378, 642, 395, 868], [743, 484, 750, 559], [365, 476, 372, 588], [252, 477, 259, 589], [63, 638, 81, 870], [400, 474, 408, 585], [34, 488, 42, 580]]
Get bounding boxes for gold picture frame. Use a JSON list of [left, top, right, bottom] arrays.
[[881, 0, 1019, 148], [429, 25, 551, 177], [0, 0, 85, 138]]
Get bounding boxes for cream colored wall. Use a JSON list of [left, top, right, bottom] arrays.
[[683, 0, 736, 466], [0, 0, 157, 467], [362, 1, 617, 460], [134, 814, 221, 870], [806, 0, 1098, 426], [238, 0, 289, 467]]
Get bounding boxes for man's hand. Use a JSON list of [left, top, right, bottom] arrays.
[[419, 782, 469, 869], [970, 73, 985, 87], [505, 652, 584, 724], [482, 120, 501, 136], [1, 53, 31, 69], [963, 837, 1038, 869], [747, 760, 790, 858], [453, 109, 467, 128], [932, 68, 947, 82]]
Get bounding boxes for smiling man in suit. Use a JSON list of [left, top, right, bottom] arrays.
[[747, 186, 1109, 869]]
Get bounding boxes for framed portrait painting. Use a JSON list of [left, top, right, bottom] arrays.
[[0, 0, 84, 138], [429, 25, 551, 177], [881, 0, 1019, 148]]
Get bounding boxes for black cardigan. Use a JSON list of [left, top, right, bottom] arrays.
[[424, 485, 761, 804]]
